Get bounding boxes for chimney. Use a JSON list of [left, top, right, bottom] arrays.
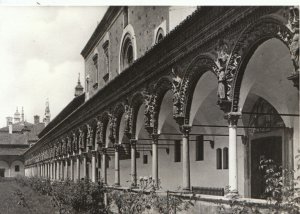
[[6, 117, 12, 126], [6, 117, 13, 134], [34, 115, 40, 124]]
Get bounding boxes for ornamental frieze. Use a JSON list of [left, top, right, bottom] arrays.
[[96, 120, 103, 146], [108, 113, 116, 144], [124, 104, 133, 137], [142, 90, 157, 132]]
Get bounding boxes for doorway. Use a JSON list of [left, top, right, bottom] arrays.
[[250, 136, 282, 199], [0, 168, 5, 177]]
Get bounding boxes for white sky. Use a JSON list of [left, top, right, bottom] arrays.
[[0, 6, 107, 127]]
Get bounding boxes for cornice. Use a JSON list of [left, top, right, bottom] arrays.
[[81, 6, 122, 59]]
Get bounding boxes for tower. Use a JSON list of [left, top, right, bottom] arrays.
[[21, 107, 24, 123], [14, 107, 21, 123], [43, 99, 51, 126], [75, 73, 84, 97]]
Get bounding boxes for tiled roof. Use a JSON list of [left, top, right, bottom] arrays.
[[0, 121, 45, 145], [0, 133, 27, 145], [0, 147, 28, 156]]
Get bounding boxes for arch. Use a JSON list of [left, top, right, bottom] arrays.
[[152, 76, 173, 133], [155, 27, 165, 44], [130, 92, 144, 138], [98, 112, 110, 148], [226, 17, 292, 112], [153, 20, 166, 45], [112, 103, 125, 144], [181, 54, 218, 125], [119, 24, 137, 73]]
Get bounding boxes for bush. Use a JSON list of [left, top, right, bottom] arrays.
[[108, 176, 194, 214], [15, 176, 108, 214]]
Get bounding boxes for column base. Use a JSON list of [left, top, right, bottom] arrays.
[[181, 187, 191, 192], [114, 183, 120, 187], [225, 191, 239, 199]]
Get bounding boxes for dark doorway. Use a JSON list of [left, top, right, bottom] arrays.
[[251, 136, 282, 199], [0, 169, 5, 177]]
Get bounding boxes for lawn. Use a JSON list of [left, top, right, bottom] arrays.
[[0, 178, 58, 214]]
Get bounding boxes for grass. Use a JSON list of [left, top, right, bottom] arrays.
[[0, 178, 58, 214]]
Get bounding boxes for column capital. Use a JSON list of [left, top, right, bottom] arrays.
[[180, 125, 192, 137], [91, 150, 97, 156], [225, 112, 241, 127], [130, 139, 137, 146], [151, 133, 160, 143], [114, 143, 122, 151], [100, 147, 107, 154]]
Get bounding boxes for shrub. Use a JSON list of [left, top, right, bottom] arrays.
[[108, 176, 194, 214]]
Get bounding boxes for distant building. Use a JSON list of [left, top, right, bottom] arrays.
[[0, 109, 45, 178], [43, 99, 51, 126]]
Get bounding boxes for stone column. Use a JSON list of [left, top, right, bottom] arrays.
[[65, 159, 68, 180], [101, 148, 107, 184], [91, 151, 97, 182], [82, 153, 87, 179], [49, 162, 52, 180], [181, 125, 192, 191], [70, 157, 74, 181], [151, 134, 159, 186], [56, 160, 60, 180], [76, 155, 81, 181], [130, 139, 137, 187], [114, 144, 121, 186], [60, 160, 64, 180], [226, 112, 241, 195]]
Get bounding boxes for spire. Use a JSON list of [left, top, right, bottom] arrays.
[[14, 107, 21, 123], [21, 106, 24, 122], [75, 73, 84, 97], [43, 98, 51, 126]]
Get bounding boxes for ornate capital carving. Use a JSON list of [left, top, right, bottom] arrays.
[[108, 113, 116, 144], [225, 112, 241, 127], [124, 104, 133, 138], [286, 7, 299, 75], [151, 133, 160, 143], [212, 39, 238, 112], [114, 143, 122, 152], [101, 147, 107, 154], [180, 125, 192, 137], [130, 139, 137, 147], [143, 90, 157, 130]]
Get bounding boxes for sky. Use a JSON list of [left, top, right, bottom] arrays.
[[0, 6, 107, 127]]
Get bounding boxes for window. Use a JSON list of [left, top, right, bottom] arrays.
[[121, 35, 134, 70], [155, 28, 164, 44], [196, 135, 204, 161], [174, 140, 181, 162], [143, 155, 148, 164], [92, 53, 98, 89], [15, 165, 20, 172], [102, 41, 110, 82], [223, 147, 228, 169], [216, 148, 222, 169], [123, 6, 128, 28]]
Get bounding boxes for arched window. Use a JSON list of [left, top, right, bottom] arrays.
[[121, 34, 134, 71], [216, 148, 222, 169], [155, 27, 164, 44], [223, 147, 228, 169]]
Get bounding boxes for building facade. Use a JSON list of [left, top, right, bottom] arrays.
[[24, 6, 299, 200], [0, 109, 45, 178]]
